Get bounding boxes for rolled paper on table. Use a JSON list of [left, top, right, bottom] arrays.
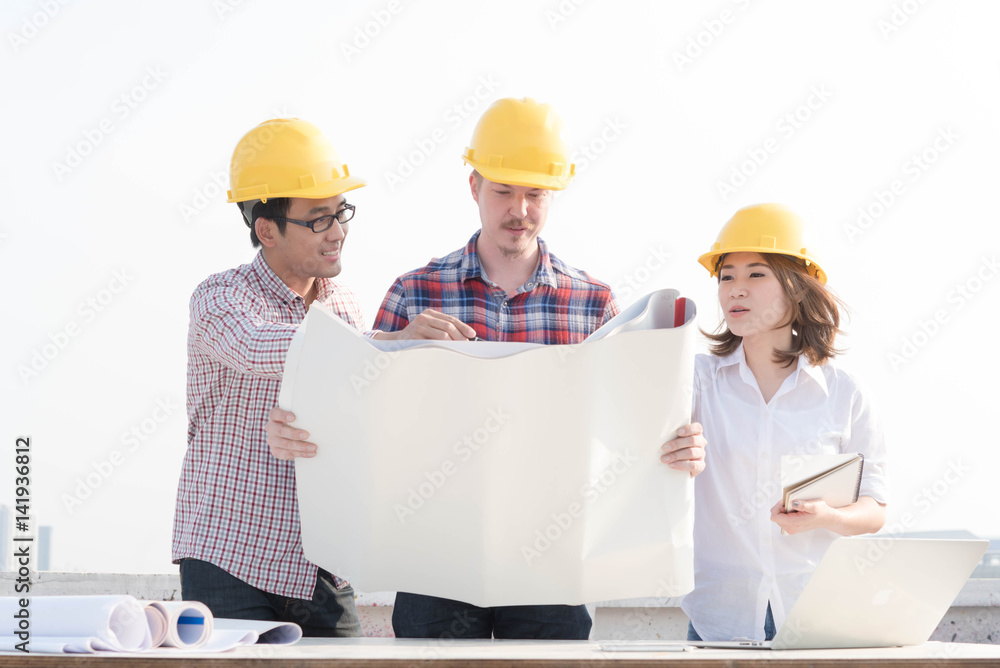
[[151, 600, 214, 649], [0, 595, 151, 652]]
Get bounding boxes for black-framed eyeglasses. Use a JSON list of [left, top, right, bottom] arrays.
[[273, 204, 356, 233]]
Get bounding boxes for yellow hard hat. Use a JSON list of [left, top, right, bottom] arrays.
[[227, 118, 366, 203], [462, 97, 575, 190], [698, 203, 827, 284]]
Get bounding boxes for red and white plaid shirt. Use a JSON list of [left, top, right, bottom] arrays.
[[172, 252, 365, 599]]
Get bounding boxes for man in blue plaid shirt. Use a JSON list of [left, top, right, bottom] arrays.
[[268, 98, 706, 639]]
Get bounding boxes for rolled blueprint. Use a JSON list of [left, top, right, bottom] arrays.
[[0, 595, 151, 652], [145, 600, 213, 649]]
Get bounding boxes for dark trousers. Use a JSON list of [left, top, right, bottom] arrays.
[[392, 592, 592, 639], [179, 558, 361, 637], [687, 602, 776, 641]]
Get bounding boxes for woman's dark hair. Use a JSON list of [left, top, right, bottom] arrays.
[[705, 253, 846, 367]]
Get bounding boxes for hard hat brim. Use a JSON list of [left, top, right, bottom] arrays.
[[698, 247, 827, 284], [227, 175, 367, 203], [465, 158, 573, 191]]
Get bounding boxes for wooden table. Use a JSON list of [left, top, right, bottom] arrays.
[[3, 638, 1000, 666]]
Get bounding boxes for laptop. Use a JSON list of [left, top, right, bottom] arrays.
[[688, 536, 987, 650]]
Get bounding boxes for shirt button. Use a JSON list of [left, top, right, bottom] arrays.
[[526, 282, 534, 288], [502, 301, 508, 307]]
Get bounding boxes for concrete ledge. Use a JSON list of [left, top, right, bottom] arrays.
[[7, 574, 995, 607], [0, 571, 182, 600], [594, 579, 1000, 609], [3, 573, 998, 642]]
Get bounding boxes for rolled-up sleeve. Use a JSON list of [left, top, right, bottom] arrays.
[[850, 383, 890, 505], [189, 281, 298, 378]]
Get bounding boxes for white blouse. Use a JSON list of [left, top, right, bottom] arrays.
[[681, 344, 889, 641]]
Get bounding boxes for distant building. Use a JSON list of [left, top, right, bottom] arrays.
[[38, 526, 51, 571]]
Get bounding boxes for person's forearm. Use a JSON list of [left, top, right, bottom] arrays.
[[827, 496, 886, 535]]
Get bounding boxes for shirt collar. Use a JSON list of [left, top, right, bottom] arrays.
[[459, 230, 559, 290], [252, 251, 336, 303], [796, 354, 830, 395], [718, 342, 830, 396]]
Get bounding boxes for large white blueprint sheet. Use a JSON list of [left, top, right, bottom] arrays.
[[280, 289, 697, 606]]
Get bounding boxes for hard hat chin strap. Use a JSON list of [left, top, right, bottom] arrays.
[[238, 200, 264, 228]]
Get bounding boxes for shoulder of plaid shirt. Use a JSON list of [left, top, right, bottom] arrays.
[[372, 231, 619, 342], [369, 233, 706, 470], [172, 251, 365, 600]]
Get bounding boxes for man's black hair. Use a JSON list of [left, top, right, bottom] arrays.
[[239, 198, 291, 248]]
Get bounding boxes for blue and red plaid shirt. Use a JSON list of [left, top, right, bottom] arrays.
[[373, 231, 618, 342]]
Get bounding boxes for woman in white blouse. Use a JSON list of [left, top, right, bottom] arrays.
[[681, 203, 889, 642]]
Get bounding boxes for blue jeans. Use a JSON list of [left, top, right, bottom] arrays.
[[392, 592, 592, 639], [687, 602, 776, 641], [179, 558, 360, 637]]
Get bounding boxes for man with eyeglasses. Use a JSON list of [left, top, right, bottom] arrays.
[[265, 100, 707, 640], [171, 118, 469, 636]]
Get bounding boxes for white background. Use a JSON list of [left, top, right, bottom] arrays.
[[1, 0, 997, 573]]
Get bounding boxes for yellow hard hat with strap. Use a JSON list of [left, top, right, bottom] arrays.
[[698, 203, 827, 283], [462, 98, 575, 190], [227, 118, 366, 204]]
